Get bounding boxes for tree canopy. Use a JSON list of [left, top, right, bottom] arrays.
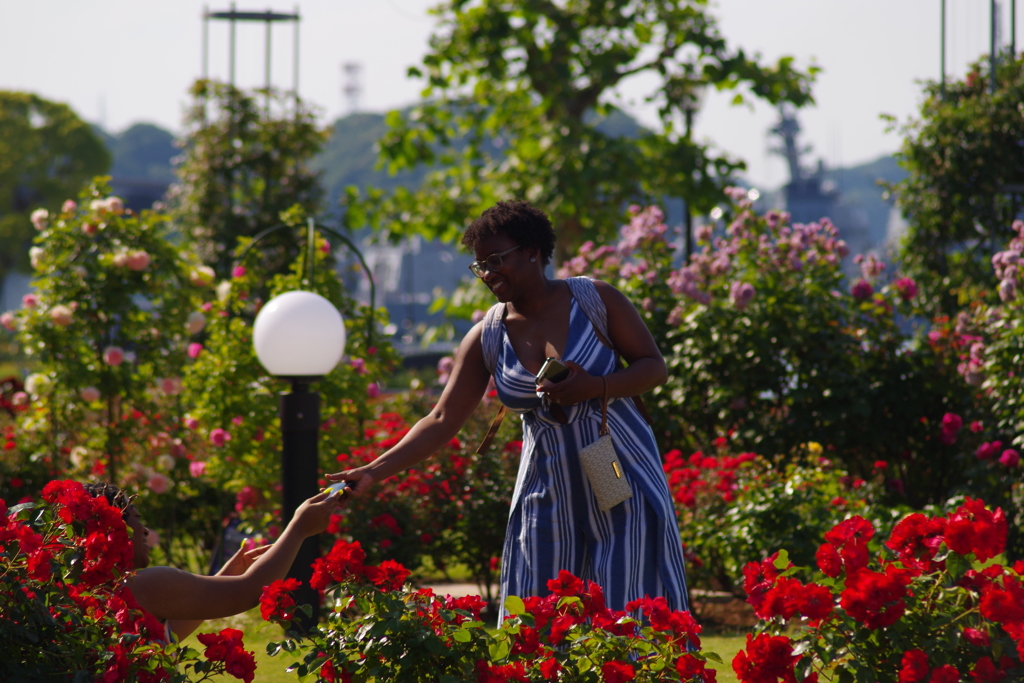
[[344, 0, 818, 260], [168, 80, 328, 280], [0, 91, 109, 295], [892, 51, 1024, 317]]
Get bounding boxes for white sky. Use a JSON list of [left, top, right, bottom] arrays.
[[0, 0, 1016, 189]]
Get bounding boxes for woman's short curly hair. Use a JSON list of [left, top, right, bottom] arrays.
[[461, 200, 556, 265], [84, 482, 134, 520]]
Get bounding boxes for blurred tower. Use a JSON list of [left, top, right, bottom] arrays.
[[342, 62, 362, 114]]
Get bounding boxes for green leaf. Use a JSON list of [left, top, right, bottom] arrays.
[[504, 595, 526, 615]]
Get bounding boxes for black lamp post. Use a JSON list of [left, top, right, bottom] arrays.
[[246, 219, 375, 631]]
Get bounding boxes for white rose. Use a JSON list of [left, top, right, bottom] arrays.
[[156, 453, 176, 471], [30, 208, 48, 230], [49, 304, 73, 327], [29, 247, 44, 270], [25, 373, 52, 398]]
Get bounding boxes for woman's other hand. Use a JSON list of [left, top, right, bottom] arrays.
[[326, 468, 376, 499], [217, 544, 270, 577], [536, 360, 601, 406]]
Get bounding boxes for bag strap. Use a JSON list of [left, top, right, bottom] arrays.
[[565, 277, 654, 426], [475, 404, 507, 456], [597, 375, 609, 437]]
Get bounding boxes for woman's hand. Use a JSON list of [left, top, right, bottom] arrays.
[[326, 467, 377, 499], [536, 360, 602, 406], [288, 491, 344, 537], [216, 544, 270, 577]]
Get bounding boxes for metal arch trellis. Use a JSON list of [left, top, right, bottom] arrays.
[[237, 217, 376, 350]]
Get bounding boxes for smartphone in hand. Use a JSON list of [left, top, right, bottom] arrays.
[[536, 357, 570, 386], [323, 482, 348, 499]]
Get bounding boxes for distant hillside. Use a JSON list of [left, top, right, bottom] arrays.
[[94, 111, 906, 246]]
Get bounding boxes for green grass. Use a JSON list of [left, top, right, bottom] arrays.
[[182, 609, 747, 682]]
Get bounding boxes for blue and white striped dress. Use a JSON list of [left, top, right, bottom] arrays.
[[494, 293, 691, 615]]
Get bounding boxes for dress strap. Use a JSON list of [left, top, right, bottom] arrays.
[[480, 302, 506, 375]]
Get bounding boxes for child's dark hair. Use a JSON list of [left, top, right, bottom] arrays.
[[84, 482, 134, 520], [461, 200, 556, 265]]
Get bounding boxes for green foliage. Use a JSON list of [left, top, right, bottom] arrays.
[[665, 443, 902, 595], [564, 201, 993, 509], [733, 500, 1024, 682], [263, 543, 718, 682], [891, 51, 1024, 318], [169, 80, 328, 280], [344, 0, 818, 260], [178, 218, 402, 537], [0, 91, 110, 294], [0, 481, 246, 682], [327, 394, 520, 605]]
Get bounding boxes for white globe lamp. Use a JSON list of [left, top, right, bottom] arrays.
[[253, 290, 346, 377]]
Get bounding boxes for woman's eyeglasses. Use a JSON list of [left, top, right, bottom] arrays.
[[468, 245, 520, 278]]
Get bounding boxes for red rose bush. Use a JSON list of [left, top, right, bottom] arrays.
[[733, 498, 1024, 682], [264, 538, 720, 682], [0, 480, 256, 682]]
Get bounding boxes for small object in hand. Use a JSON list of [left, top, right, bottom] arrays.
[[536, 357, 570, 386], [323, 482, 348, 499]]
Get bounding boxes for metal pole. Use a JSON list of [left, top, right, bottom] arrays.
[[265, 14, 273, 114], [280, 379, 322, 632], [203, 6, 209, 80], [294, 5, 300, 106], [229, 2, 237, 86], [941, 0, 946, 98], [992, 0, 999, 94], [1013, 0, 1017, 56]]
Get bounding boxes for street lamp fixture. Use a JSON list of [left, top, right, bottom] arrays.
[[246, 218, 374, 631]]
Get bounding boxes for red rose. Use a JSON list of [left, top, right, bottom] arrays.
[[602, 661, 636, 683], [899, 649, 930, 683], [547, 569, 585, 597], [259, 577, 301, 623], [733, 633, 799, 683], [945, 499, 1007, 561], [840, 565, 911, 629]]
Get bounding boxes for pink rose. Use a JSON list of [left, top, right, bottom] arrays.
[[105, 196, 124, 215], [893, 276, 918, 301], [210, 428, 231, 447], [730, 281, 756, 311], [22, 294, 38, 309], [62, 199, 77, 213], [80, 386, 101, 403], [976, 441, 1002, 460], [159, 377, 182, 395], [366, 382, 380, 398], [1000, 449, 1020, 467], [189, 461, 207, 478], [184, 416, 200, 430], [850, 279, 874, 300], [350, 358, 367, 375], [148, 473, 170, 494], [941, 413, 963, 434], [0, 312, 16, 331], [103, 346, 125, 366], [82, 222, 98, 236], [112, 251, 130, 268], [49, 305, 73, 327], [126, 250, 151, 271], [11, 392, 28, 407], [999, 278, 1017, 302], [232, 265, 246, 278], [231, 415, 244, 426], [187, 343, 203, 359], [969, 421, 984, 433]]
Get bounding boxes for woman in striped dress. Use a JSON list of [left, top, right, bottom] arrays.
[[330, 200, 690, 615]]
